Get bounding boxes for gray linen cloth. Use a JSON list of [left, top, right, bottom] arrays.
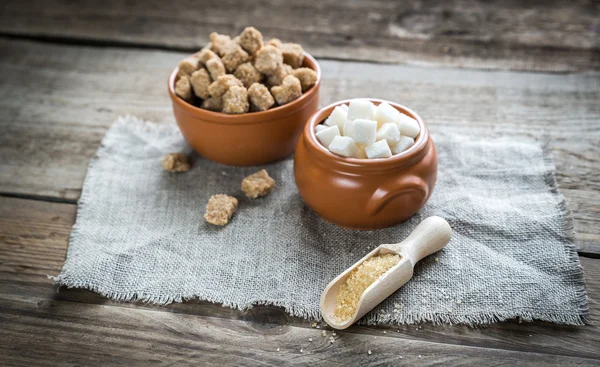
[[55, 116, 589, 325]]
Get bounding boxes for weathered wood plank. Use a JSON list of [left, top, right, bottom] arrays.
[[5, 293, 600, 367], [0, 38, 598, 250], [1, 196, 599, 360], [0, 0, 599, 72]]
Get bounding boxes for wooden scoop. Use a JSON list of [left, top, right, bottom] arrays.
[[320, 216, 452, 329]]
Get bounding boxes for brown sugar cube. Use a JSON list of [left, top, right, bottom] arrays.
[[208, 75, 244, 97], [281, 43, 305, 69], [271, 75, 302, 105], [201, 96, 223, 112], [247, 83, 275, 111], [265, 38, 282, 48], [266, 63, 293, 87], [178, 55, 201, 77], [198, 48, 218, 66], [242, 169, 276, 198], [221, 42, 250, 73], [234, 62, 263, 88], [190, 68, 212, 99], [222, 85, 249, 114], [204, 194, 238, 226], [292, 67, 318, 92], [238, 26, 263, 54], [161, 153, 190, 172], [206, 58, 226, 80], [175, 76, 194, 102], [254, 45, 283, 75], [210, 32, 232, 56]]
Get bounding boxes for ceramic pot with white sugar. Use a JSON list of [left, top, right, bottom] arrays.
[[294, 99, 437, 230]]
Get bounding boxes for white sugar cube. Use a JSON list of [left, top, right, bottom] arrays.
[[347, 99, 376, 121], [316, 125, 340, 148], [315, 124, 328, 132], [324, 106, 348, 133], [343, 119, 355, 139], [329, 136, 360, 158], [352, 119, 378, 145], [365, 140, 392, 159], [374, 102, 400, 128], [392, 136, 415, 155], [396, 113, 420, 138], [375, 123, 400, 147], [339, 103, 349, 112]]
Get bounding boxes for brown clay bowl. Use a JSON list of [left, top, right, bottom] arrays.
[[168, 53, 321, 166], [294, 99, 437, 230]]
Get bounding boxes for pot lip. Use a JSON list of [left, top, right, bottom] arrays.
[[168, 52, 321, 125], [303, 99, 430, 173]]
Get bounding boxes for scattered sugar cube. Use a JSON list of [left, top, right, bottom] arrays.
[[329, 136, 360, 158], [374, 102, 400, 128], [161, 153, 190, 172], [271, 75, 302, 105], [204, 194, 238, 226], [365, 140, 392, 159], [347, 99, 376, 121], [352, 119, 378, 145], [397, 113, 420, 138], [316, 124, 327, 132], [222, 85, 249, 114], [315, 125, 340, 148], [376, 122, 401, 147], [391, 136, 415, 155], [241, 169, 276, 198], [238, 26, 263, 54], [247, 83, 275, 111], [324, 106, 348, 133]]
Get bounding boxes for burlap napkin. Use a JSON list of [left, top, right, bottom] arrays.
[[55, 116, 588, 325]]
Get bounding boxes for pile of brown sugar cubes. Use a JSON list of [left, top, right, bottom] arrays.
[[175, 27, 318, 114]]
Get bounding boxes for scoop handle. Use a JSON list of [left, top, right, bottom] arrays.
[[385, 216, 452, 263]]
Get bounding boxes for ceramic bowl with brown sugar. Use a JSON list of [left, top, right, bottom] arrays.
[[294, 99, 437, 230], [168, 53, 321, 166]]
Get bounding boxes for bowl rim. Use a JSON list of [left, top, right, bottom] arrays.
[[303, 99, 431, 172], [168, 52, 321, 125]]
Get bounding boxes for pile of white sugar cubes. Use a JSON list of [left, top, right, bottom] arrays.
[[315, 99, 421, 159]]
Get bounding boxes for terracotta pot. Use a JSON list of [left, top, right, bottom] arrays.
[[168, 54, 321, 166], [294, 99, 437, 230]]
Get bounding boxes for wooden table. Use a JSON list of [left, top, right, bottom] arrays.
[[1, 1, 599, 365]]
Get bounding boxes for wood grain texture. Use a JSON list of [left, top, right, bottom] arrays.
[[0, 38, 598, 251], [1, 196, 599, 364], [0, 0, 599, 72]]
